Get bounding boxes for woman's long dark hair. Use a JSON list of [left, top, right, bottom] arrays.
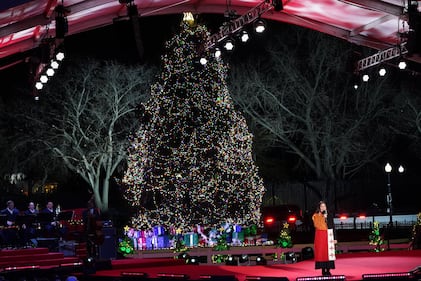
[[315, 200, 327, 213]]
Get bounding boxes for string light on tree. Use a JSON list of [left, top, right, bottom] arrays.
[[122, 17, 265, 229]]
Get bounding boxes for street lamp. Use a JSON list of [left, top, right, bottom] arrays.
[[384, 162, 404, 250]]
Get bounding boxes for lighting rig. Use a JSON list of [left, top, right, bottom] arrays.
[[355, 0, 420, 75], [204, 0, 283, 51]]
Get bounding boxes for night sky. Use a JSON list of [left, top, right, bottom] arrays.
[[1, 14, 421, 214]]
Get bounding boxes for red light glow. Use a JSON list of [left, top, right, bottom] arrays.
[[288, 216, 296, 223], [265, 217, 274, 224], [339, 215, 347, 220]]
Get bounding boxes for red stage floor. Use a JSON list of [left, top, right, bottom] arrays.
[[94, 250, 421, 281]]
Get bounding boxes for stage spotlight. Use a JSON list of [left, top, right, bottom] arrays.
[[362, 74, 369, 82], [285, 251, 297, 263], [40, 75, 49, 83], [34, 96, 40, 101], [56, 51, 65, 61], [199, 57, 207, 65], [254, 20, 266, 33], [35, 82, 43, 90], [83, 257, 96, 275], [178, 253, 189, 260], [240, 30, 250, 43], [46, 68, 55, 77], [272, 0, 283, 11], [186, 256, 200, 265], [398, 60, 407, 70], [51, 60, 59, 69], [378, 67, 386, 76], [353, 84, 358, 90], [224, 39, 235, 51], [225, 256, 238, 266], [214, 48, 222, 58], [256, 256, 267, 265], [239, 254, 249, 263], [301, 247, 314, 260]]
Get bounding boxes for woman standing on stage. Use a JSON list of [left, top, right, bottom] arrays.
[[312, 201, 337, 276]]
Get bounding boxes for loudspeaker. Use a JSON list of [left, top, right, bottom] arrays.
[[98, 227, 117, 260], [301, 246, 314, 260]]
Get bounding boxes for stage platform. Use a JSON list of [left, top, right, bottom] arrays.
[[88, 249, 421, 281]]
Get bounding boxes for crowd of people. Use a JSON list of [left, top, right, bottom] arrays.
[[0, 200, 67, 248]]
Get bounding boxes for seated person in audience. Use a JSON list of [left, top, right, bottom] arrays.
[[21, 201, 39, 245], [40, 201, 58, 237], [0, 200, 20, 247], [24, 201, 39, 216]]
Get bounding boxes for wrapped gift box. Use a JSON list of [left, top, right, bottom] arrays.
[[153, 226, 165, 236], [157, 235, 170, 249], [183, 232, 198, 247]]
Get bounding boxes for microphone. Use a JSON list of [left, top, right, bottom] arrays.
[[321, 210, 326, 215]]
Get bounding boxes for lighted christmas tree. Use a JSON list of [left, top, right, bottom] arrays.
[[122, 16, 265, 229]]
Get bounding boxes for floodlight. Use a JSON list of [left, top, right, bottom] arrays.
[[199, 57, 207, 65], [40, 75, 48, 83], [224, 39, 235, 51], [379, 68, 386, 76], [398, 60, 407, 69], [254, 20, 266, 33], [362, 74, 369, 82], [35, 82, 43, 90], [56, 51, 65, 61], [51, 61, 59, 69], [240, 30, 250, 42], [46, 68, 55, 77]]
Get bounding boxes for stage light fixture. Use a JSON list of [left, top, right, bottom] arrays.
[[186, 256, 200, 265], [254, 20, 266, 33], [225, 256, 238, 266], [46, 68, 55, 77], [378, 67, 386, 76], [35, 82, 43, 90], [353, 84, 358, 90], [301, 247, 314, 260], [398, 60, 407, 69], [362, 272, 412, 280], [40, 75, 49, 83], [199, 57, 208, 65], [56, 51, 65, 61], [214, 48, 222, 58], [246, 277, 289, 281], [224, 39, 235, 51], [240, 30, 250, 42], [256, 256, 267, 265], [34, 96, 40, 101], [362, 74, 369, 82], [200, 275, 237, 281], [157, 273, 189, 279], [296, 275, 345, 281], [239, 254, 249, 263], [285, 251, 297, 263], [51, 61, 59, 69], [178, 253, 189, 260]]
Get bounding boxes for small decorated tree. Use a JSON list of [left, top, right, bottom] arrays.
[[369, 221, 384, 252], [411, 213, 421, 249], [277, 222, 293, 248]]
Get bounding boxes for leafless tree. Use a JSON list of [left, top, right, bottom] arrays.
[[8, 59, 155, 211], [230, 29, 396, 201]]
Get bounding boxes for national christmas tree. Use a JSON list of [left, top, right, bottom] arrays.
[[122, 16, 265, 229]]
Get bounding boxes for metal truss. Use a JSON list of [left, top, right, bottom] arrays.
[[204, 0, 274, 50], [356, 42, 408, 71]]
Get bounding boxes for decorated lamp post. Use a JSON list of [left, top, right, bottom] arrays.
[[384, 162, 404, 250]]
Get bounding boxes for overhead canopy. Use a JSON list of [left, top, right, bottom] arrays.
[[0, 0, 419, 70]]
